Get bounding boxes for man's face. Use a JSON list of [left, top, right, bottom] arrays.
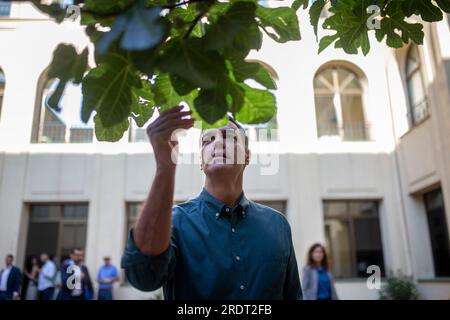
[[40, 254, 48, 263], [70, 250, 83, 264], [104, 258, 111, 265], [5, 256, 13, 266], [200, 122, 249, 176]]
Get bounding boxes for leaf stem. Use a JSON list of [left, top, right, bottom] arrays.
[[163, 0, 206, 10]]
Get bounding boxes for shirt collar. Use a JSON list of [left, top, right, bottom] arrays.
[[198, 187, 250, 218]]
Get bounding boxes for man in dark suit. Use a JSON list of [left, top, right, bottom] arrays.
[[0, 254, 22, 300], [57, 248, 93, 300]]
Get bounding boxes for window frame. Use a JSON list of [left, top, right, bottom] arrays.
[[25, 203, 89, 263], [405, 44, 429, 127], [423, 188, 450, 277], [323, 199, 385, 279], [314, 64, 369, 142]]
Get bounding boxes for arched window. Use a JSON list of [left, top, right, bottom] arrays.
[[406, 44, 429, 126], [314, 64, 368, 141], [0, 68, 5, 120], [33, 76, 94, 143]]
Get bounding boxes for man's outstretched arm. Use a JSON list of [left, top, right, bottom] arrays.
[[121, 106, 194, 291], [134, 105, 194, 255]]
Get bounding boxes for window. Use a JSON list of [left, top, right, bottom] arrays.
[[33, 77, 94, 143], [324, 200, 384, 278], [25, 204, 88, 264], [314, 65, 369, 141], [406, 44, 429, 126], [0, 68, 4, 120], [424, 188, 450, 277], [0, 1, 11, 17]]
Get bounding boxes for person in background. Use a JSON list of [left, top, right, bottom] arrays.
[[0, 254, 22, 300], [58, 248, 83, 300], [24, 256, 40, 300], [37, 253, 57, 300], [52, 256, 62, 300], [302, 243, 338, 300], [80, 249, 93, 300], [96, 256, 119, 300]]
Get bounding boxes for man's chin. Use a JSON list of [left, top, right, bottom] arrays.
[[203, 162, 239, 174]]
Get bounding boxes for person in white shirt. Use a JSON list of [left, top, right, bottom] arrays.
[[0, 254, 22, 300], [37, 253, 56, 300]]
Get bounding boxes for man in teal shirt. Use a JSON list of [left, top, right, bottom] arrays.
[[122, 107, 302, 299]]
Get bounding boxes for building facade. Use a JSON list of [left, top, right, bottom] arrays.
[[1, 2, 450, 299]]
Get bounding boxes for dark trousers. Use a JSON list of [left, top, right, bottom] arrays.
[[0, 291, 13, 300], [39, 287, 55, 300], [97, 289, 113, 300]]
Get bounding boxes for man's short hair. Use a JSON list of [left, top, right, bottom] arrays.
[[71, 248, 82, 254], [6, 254, 14, 260]]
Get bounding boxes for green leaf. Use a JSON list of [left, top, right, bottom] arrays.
[[84, 0, 135, 15], [167, 4, 203, 38], [401, 0, 443, 22], [203, 2, 256, 50], [235, 84, 276, 124], [157, 38, 226, 89], [31, 0, 67, 23], [170, 74, 198, 96], [321, 0, 372, 55], [47, 44, 88, 84], [375, 1, 424, 48], [232, 21, 263, 53], [194, 88, 229, 124], [309, 0, 326, 39], [82, 52, 141, 127], [131, 80, 154, 127], [256, 6, 301, 43], [318, 34, 339, 53], [96, 3, 168, 54], [152, 73, 198, 111], [229, 58, 277, 90], [292, 0, 309, 11], [94, 114, 130, 142], [435, 0, 450, 13], [46, 44, 89, 110]]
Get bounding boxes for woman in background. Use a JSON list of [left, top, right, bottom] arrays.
[[24, 256, 40, 300], [302, 243, 338, 300]]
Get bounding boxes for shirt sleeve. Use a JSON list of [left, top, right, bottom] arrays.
[[42, 263, 56, 281], [121, 228, 177, 292]]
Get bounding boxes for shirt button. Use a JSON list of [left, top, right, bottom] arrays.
[[240, 285, 245, 291], [215, 212, 220, 219], [235, 256, 240, 261], [225, 208, 230, 213], [231, 227, 236, 233]]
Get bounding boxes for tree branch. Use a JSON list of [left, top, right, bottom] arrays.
[[180, 0, 215, 39], [163, 0, 207, 10]]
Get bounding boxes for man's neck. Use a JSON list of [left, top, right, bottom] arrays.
[[204, 175, 244, 207]]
